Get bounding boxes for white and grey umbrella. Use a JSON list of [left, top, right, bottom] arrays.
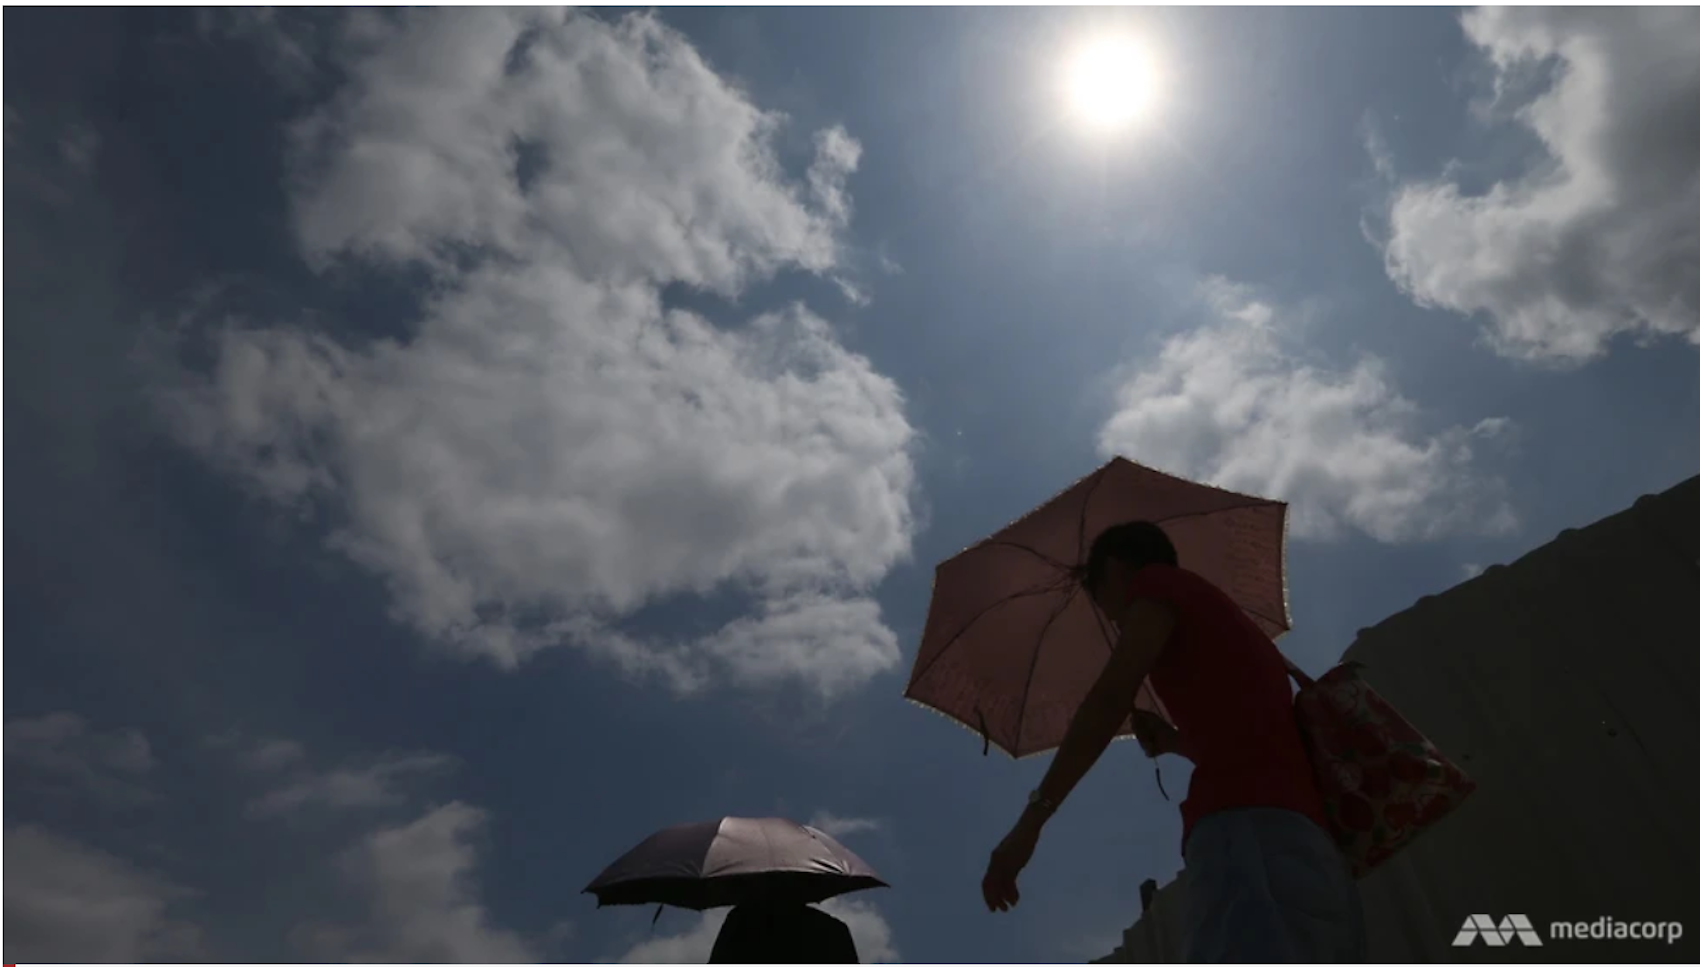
[[584, 816, 887, 911]]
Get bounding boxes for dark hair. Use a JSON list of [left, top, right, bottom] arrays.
[[1083, 521, 1178, 590]]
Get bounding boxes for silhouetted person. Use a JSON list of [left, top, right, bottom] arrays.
[[981, 521, 1366, 962], [708, 900, 859, 963]]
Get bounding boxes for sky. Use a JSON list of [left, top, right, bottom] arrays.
[[5, 6, 1699, 964]]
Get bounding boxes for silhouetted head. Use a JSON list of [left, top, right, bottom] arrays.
[[1083, 521, 1178, 622]]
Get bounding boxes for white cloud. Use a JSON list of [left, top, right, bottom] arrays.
[[5, 711, 159, 805], [700, 595, 902, 699], [807, 810, 884, 839], [3, 826, 206, 963], [1361, 113, 1396, 182], [615, 909, 727, 965], [196, 8, 319, 91], [1382, 7, 1700, 363], [808, 126, 862, 227], [1097, 279, 1516, 543], [616, 897, 897, 964], [293, 802, 535, 963], [3, 108, 106, 216], [152, 9, 914, 699], [544, 919, 579, 947], [245, 737, 308, 771], [247, 750, 458, 817], [828, 898, 899, 964], [288, 8, 853, 288]]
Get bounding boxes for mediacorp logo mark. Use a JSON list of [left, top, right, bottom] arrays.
[[1454, 914, 1544, 947], [1454, 914, 1686, 947]]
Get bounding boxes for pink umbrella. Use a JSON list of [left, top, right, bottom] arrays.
[[904, 457, 1290, 759]]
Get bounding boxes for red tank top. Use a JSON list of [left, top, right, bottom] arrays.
[[1128, 564, 1328, 848]]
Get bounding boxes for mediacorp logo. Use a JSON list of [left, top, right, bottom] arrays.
[[1454, 914, 1685, 947], [1453, 914, 1544, 947]]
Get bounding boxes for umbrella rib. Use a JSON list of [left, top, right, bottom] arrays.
[[980, 540, 1074, 572], [1010, 582, 1080, 756], [907, 577, 1075, 687], [1152, 500, 1270, 526], [1154, 502, 1291, 632], [758, 820, 777, 876], [903, 693, 1146, 760], [1086, 594, 1171, 727], [1243, 604, 1288, 632], [1075, 464, 1111, 565], [1088, 590, 1117, 654]]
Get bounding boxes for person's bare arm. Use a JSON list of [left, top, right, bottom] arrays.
[[1028, 598, 1177, 818], [983, 598, 1177, 910]]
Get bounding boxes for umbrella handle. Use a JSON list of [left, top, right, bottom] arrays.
[[976, 707, 990, 757], [651, 905, 664, 932]]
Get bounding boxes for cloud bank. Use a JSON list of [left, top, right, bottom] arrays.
[[1098, 279, 1516, 542], [1383, 7, 1700, 363], [6, 712, 159, 805], [293, 802, 536, 963], [4, 827, 206, 963], [154, 9, 916, 699]]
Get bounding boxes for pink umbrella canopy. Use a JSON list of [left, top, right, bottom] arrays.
[[904, 457, 1290, 759]]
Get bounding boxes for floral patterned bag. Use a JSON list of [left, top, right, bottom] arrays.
[[1288, 660, 1477, 878]]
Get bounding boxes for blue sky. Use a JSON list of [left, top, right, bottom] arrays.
[[6, 7, 1698, 963]]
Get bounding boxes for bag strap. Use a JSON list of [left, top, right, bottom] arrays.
[[1285, 656, 1367, 690], [1284, 655, 1315, 689]]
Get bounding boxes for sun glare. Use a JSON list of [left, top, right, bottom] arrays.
[[1064, 38, 1158, 134]]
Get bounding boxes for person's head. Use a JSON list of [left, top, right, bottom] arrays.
[[1082, 521, 1178, 621]]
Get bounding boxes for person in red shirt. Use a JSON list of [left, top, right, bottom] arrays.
[[980, 521, 1365, 962]]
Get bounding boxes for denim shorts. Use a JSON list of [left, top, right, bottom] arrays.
[[1182, 807, 1367, 963]]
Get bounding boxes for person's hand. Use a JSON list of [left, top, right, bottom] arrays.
[[982, 816, 1040, 912], [1131, 710, 1180, 759]]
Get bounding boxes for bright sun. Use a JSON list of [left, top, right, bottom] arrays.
[[1064, 38, 1158, 133]]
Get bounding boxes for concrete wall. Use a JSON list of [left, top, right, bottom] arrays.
[[1093, 473, 1700, 963]]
